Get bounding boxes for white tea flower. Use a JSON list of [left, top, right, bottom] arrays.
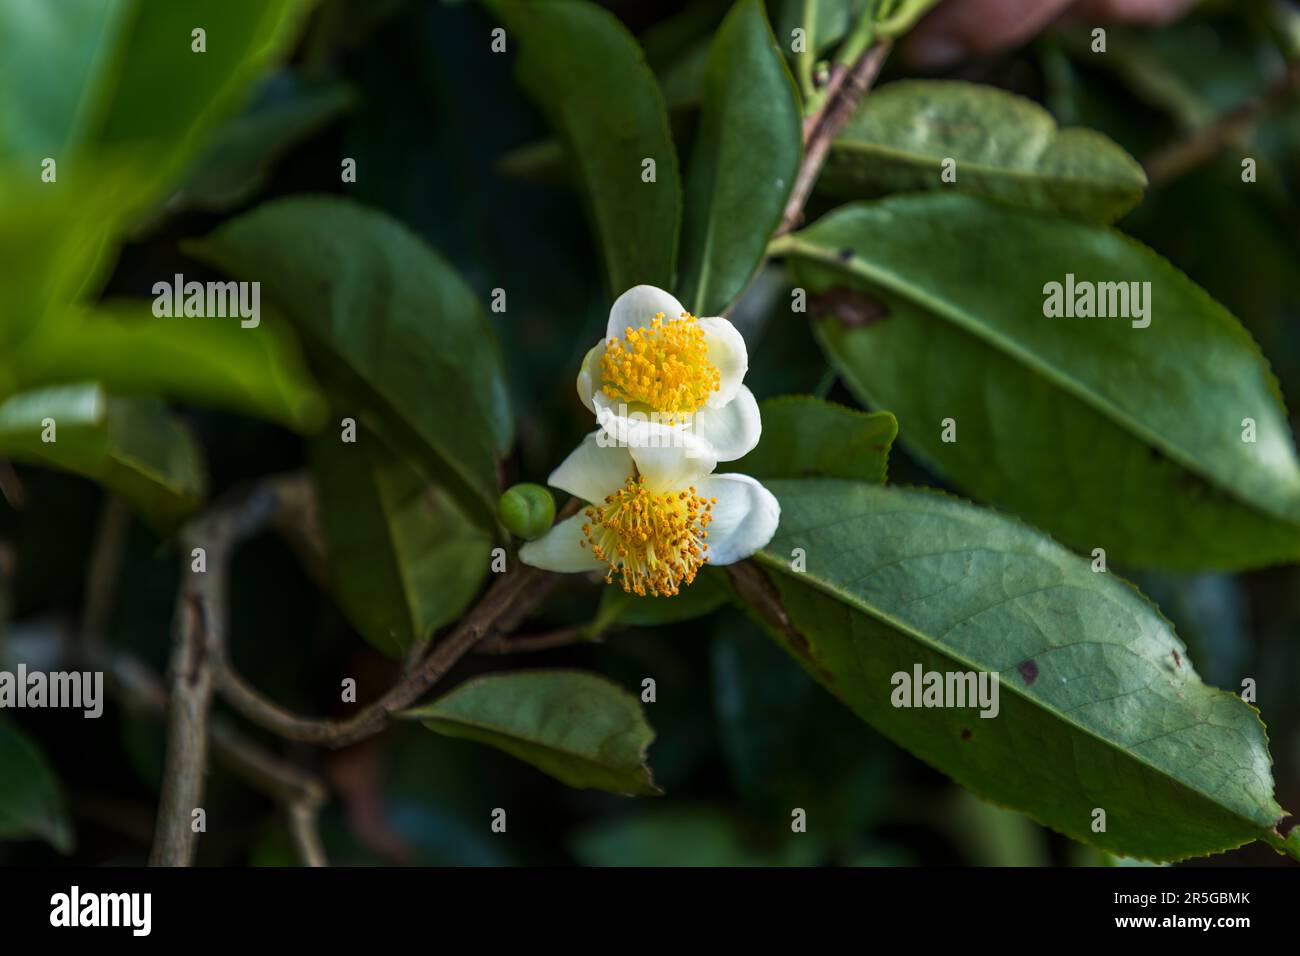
[[577, 285, 761, 473], [520, 432, 780, 597]]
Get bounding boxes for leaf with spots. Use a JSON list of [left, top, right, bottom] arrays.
[[744, 478, 1298, 863]]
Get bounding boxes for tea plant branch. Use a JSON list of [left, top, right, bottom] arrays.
[[15, 613, 328, 865], [216, 558, 559, 745], [1143, 61, 1300, 185], [213, 498, 580, 748], [477, 624, 597, 655], [778, 38, 893, 236], [151, 477, 294, 866]]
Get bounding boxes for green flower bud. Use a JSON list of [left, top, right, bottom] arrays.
[[498, 483, 556, 540]]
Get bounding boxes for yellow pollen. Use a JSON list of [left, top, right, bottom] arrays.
[[600, 311, 720, 422], [581, 474, 713, 597]]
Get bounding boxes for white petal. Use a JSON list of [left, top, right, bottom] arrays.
[[629, 440, 717, 494], [698, 473, 780, 566], [547, 431, 634, 504], [606, 285, 687, 342], [575, 341, 605, 414], [519, 513, 604, 573], [697, 316, 748, 407], [691, 384, 761, 462], [592, 390, 691, 450]]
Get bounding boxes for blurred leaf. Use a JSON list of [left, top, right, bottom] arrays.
[[713, 619, 892, 848], [679, 0, 801, 316], [821, 80, 1146, 223], [779, 0, 866, 97], [187, 196, 512, 523], [776, 193, 1300, 569], [749, 479, 1294, 862], [734, 395, 895, 482], [13, 301, 325, 433], [0, 718, 73, 853], [312, 434, 491, 658], [161, 76, 355, 215], [873, 0, 942, 37], [404, 670, 659, 796], [0, 384, 205, 525], [86, 0, 315, 209], [570, 805, 821, 866], [488, 0, 681, 294], [0, 0, 313, 207]]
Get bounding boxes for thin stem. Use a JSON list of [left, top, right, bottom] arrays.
[[1143, 62, 1300, 186], [778, 40, 893, 237]]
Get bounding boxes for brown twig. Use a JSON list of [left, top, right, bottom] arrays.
[[149, 479, 290, 866], [1143, 62, 1300, 186], [215, 561, 555, 746], [777, 40, 892, 237], [477, 625, 596, 655]]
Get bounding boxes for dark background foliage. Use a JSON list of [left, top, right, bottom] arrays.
[[2, 0, 1298, 866]]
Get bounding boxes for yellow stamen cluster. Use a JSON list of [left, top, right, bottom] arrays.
[[580, 475, 715, 597], [600, 311, 720, 422]]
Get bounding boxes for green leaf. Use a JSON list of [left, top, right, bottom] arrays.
[[0, 384, 205, 526], [734, 395, 896, 482], [778, 0, 867, 98], [312, 434, 492, 659], [12, 301, 325, 433], [873, 0, 943, 37], [821, 80, 1147, 223], [0, 718, 73, 853], [0, 0, 312, 206], [404, 670, 659, 796], [161, 77, 355, 216], [570, 805, 820, 866], [488, 0, 681, 294], [187, 196, 512, 523], [595, 569, 730, 630], [749, 479, 1294, 862], [774, 193, 1300, 569], [679, 0, 802, 316]]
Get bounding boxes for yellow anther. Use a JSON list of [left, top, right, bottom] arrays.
[[581, 474, 714, 597], [601, 312, 720, 421]]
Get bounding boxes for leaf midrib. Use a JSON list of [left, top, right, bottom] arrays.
[[784, 234, 1300, 526], [752, 516, 1278, 834]]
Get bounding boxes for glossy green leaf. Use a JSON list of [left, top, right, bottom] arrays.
[[749, 479, 1297, 862], [821, 80, 1147, 223], [12, 301, 325, 433], [312, 434, 491, 659], [734, 395, 896, 482], [404, 670, 659, 796], [187, 196, 512, 523], [679, 0, 801, 316], [488, 0, 680, 294], [0, 718, 74, 853], [0, 384, 205, 525], [774, 193, 1300, 569]]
